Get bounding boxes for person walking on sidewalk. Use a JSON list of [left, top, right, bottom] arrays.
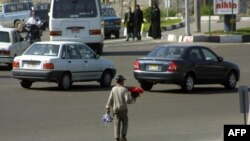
[[124, 7, 134, 41], [134, 4, 144, 40], [148, 3, 162, 39], [105, 75, 135, 141]]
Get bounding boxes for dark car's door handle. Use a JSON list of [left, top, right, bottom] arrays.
[[84, 60, 88, 63], [68, 60, 71, 63]]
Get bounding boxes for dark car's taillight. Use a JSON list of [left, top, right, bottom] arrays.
[[167, 61, 177, 72], [134, 60, 139, 70]]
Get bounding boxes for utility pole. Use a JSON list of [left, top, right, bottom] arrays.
[[194, 0, 201, 32], [185, 0, 191, 35]]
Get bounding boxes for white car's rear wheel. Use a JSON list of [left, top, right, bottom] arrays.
[[58, 73, 71, 90]]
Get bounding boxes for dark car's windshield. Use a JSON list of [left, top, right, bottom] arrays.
[[25, 44, 60, 56], [0, 31, 10, 43], [148, 46, 185, 58], [53, 0, 97, 18], [102, 7, 116, 16]]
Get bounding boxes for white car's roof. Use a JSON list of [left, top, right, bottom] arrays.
[[34, 41, 86, 45], [0, 26, 16, 32]]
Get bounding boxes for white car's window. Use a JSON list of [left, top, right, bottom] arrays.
[[25, 44, 59, 56], [13, 31, 18, 43], [78, 45, 95, 59], [0, 31, 10, 43], [62, 45, 81, 59], [0, 5, 2, 14]]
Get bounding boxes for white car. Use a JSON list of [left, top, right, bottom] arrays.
[[0, 27, 29, 69], [12, 41, 116, 90]]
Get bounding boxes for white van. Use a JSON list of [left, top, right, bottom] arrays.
[[49, 0, 104, 55], [0, 2, 31, 29]]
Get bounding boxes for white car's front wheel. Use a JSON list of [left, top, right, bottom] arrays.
[[58, 73, 71, 90], [100, 71, 112, 88]]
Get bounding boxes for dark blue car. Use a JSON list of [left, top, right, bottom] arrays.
[[102, 6, 121, 39]]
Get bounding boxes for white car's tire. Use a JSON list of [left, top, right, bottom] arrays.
[[20, 79, 32, 89], [58, 73, 71, 90], [100, 71, 112, 88]]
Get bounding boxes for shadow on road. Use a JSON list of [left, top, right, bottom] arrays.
[[102, 51, 149, 56], [150, 87, 240, 95], [28, 84, 113, 92]]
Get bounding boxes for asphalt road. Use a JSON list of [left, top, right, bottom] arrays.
[[1, 36, 250, 141]]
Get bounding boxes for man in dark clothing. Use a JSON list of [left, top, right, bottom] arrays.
[[134, 4, 143, 40], [124, 7, 134, 41], [148, 3, 162, 39]]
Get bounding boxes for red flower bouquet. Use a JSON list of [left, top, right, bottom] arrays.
[[128, 87, 144, 99]]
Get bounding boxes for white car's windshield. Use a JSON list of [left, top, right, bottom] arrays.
[[0, 31, 10, 43], [25, 44, 60, 56]]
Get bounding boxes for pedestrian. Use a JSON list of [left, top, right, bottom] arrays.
[[148, 3, 162, 39], [124, 7, 134, 41], [134, 4, 144, 40], [105, 75, 135, 141]]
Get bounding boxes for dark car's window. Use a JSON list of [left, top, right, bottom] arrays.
[[78, 44, 95, 59], [25, 44, 59, 56], [102, 7, 116, 16], [201, 48, 218, 61], [0, 31, 10, 43], [189, 48, 202, 61], [148, 47, 184, 58], [53, 0, 97, 18]]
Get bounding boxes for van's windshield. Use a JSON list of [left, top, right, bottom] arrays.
[[53, 0, 97, 18]]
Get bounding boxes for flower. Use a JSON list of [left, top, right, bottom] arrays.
[[128, 87, 144, 99]]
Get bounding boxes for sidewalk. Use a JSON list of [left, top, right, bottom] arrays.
[[160, 19, 250, 43]]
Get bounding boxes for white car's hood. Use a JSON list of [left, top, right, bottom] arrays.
[[0, 42, 12, 49]]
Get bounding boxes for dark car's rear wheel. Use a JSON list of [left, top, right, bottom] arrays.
[[140, 81, 153, 91], [181, 74, 194, 92], [58, 73, 71, 90], [100, 71, 112, 88], [20, 79, 32, 89], [224, 71, 237, 89]]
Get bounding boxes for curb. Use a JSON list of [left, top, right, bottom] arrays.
[[161, 21, 185, 31], [166, 34, 250, 43]]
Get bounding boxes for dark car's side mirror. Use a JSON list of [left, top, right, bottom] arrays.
[[218, 57, 223, 62]]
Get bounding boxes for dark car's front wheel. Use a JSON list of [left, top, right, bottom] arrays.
[[181, 74, 194, 92], [139, 81, 153, 91], [20, 79, 32, 89], [224, 71, 237, 89]]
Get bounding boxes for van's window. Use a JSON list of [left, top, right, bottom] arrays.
[[53, 0, 97, 18], [0, 31, 10, 43], [4, 3, 29, 13]]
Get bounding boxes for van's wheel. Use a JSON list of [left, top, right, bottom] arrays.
[[181, 74, 194, 93], [58, 73, 71, 90], [7, 63, 13, 70], [140, 81, 153, 91], [20, 79, 32, 89], [224, 71, 237, 89], [100, 71, 112, 88]]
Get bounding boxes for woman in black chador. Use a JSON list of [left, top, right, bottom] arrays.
[[148, 3, 161, 39], [124, 7, 134, 41]]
